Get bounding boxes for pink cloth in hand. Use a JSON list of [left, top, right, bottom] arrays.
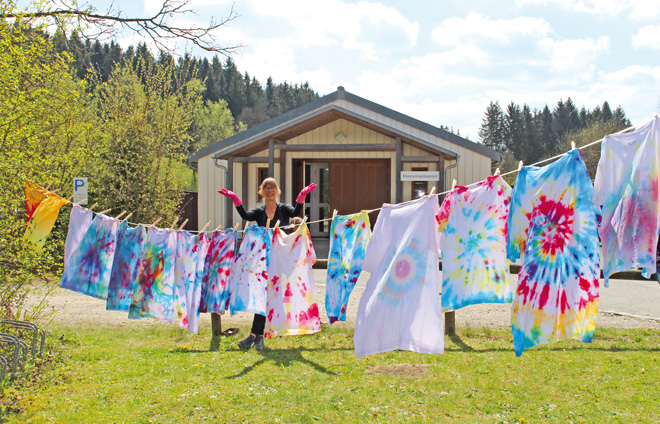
[[296, 183, 317, 204], [218, 189, 242, 207]]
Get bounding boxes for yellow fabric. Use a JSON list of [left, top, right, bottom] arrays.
[[23, 195, 68, 251], [26, 182, 48, 223]]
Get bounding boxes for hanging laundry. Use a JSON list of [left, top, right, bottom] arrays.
[[129, 227, 177, 322], [229, 225, 272, 316], [23, 195, 68, 251], [60, 213, 120, 299], [264, 223, 320, 338], [354, 196, 444, 358], [186, 232, 211, 334], [105, 221, 146, 311], [174, 230, 210, 333], [199, 229, 237, 315], [25, 182, 47, 223], [64, 204, 93, 266], [593, 116, 660, 285], [437, 175, 513, 312], [507, 149, 601, 357], [325, 211, 371, 323]]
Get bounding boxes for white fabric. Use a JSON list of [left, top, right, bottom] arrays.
[[64, 204, 93, 265], [354, 196, 444, 358]]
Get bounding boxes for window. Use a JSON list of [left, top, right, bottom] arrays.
[[411, 167, 429, 199], [257, 167, 269, 194]]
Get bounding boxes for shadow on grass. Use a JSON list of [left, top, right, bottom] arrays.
[[448, 334, 475, 352]]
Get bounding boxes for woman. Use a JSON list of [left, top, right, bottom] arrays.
[[218, 177, 316, 350]]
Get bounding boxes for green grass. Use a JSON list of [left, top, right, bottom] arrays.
[[3, 324, 659, 423]]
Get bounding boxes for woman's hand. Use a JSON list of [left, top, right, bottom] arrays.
[[218, 188, 242, 207], [296, 183, 317, 204]]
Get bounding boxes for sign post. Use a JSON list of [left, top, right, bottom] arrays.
[[73, 177, 88, 205]]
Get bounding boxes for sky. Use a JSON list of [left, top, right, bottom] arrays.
[[93, 0, 660, 141]]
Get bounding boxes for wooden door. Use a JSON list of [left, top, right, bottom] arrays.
[[330, 160, 390, 226]]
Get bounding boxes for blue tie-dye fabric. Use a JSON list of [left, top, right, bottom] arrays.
[[106, 221, 146, 311]]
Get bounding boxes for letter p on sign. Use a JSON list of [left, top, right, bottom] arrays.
[[73, 177, 88, 205]]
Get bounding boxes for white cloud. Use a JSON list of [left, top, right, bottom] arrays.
[[431, 12, 552, 46], [632, 25, 660, 49], [514, 0, 660, 19], [538, 36, 610, 73]]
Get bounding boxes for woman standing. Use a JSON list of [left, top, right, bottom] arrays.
[[218, 177, 316, 350]]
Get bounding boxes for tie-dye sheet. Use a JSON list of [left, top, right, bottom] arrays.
[[229, 225, 272, 316], [437, 175, 513, 312], [354, 196, 444, 358], [25, 182, 47, 223], [325, 211, 371, 323], [64, 204, 94, 266], [199, 229, 237, 315], [129, 227, 177, 322], [60, 213, 119, 299], [174, 231, 210, 332], [23, 195, 68, 251], [264, 223, 320, 338], [593, 116, 660, 285], [106, 221, 146, 311], [507, 149, 601, 357]]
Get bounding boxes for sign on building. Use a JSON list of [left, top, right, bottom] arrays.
[[73, 177, 88, 205], [400, 171, 439, 181]]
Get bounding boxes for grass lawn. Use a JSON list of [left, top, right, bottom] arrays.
[[2, 324, 659, 423]]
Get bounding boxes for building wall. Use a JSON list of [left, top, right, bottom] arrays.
[[197, 116, 492, 230]]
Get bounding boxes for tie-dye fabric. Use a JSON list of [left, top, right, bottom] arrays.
[[507, 149, 601, 357], [199, 229, 237, 315], [106, 222, 146, 311], [186, 232, 211, 334], [174, 231, 211, 332], [64, 204, 94, 266], [264, 223, 320, 338], [129, 227, 177, 322], [60, 214, 119, 299], [325, 211, 371, 323], [437, 175, 513, 312], [354, 196, 444, 359], [25, 182, 47, 223], [593, 117, 660, 285], [229, 226, 272, 316], [23, 195, 68, 251]]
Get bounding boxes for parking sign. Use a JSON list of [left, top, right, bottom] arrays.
[[73, 177, 88, 205]]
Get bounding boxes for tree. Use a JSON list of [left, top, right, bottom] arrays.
[[504, 102, 525, 159], [189, 100, 246, 153], [478, 101, 506, 152], [0, 0, 242, 55]]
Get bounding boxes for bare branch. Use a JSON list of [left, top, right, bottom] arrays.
[[1, 0, 243, 55]]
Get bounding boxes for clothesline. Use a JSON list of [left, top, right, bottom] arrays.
[[28, 117, 645, 234]]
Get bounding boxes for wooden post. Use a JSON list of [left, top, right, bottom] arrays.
[[444, 311, 455, 336], [438, 155, 445, 203], [226, 156, 234, 230], [211, 313, 222, 337], [395, 137, 402, 203], [268, 139, 275, 178], [280, 150, 286, 202]]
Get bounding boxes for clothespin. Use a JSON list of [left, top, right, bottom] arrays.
[[123, 212, 133, 222], [266, 218, 271, 229], [274, 220, 280, 229], [332, 209, 338, 221], [200, 221, 211, 232], [150, 217, 162, 227], [66, 194, 74, 202], [98, 208, 112, 215], [233, 222, 240, 232], [89, 202, 98, 211], [495, 168, 500, 175], [170, 217, 179, 229], [451, 179, 457, 190], [215, 224, 223, 231], [655, 113, 658, 118], [302, 216, 308, 224], [178, 219, 189, 230], [51, 188, 61, 194], [244, 221, 250, 232], [571, 140, 577, 150], [115, 210, 127, 220], [518, 161, 523, 171], [430, 186, 436, 195]]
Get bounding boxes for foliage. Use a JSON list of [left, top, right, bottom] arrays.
[[93, 59, 203, 223], [4, 324, 659, 423], [188, 100, 246, 154], [0, 5, 100, 320]]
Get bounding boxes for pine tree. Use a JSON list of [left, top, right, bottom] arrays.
[[478, 101, 506, 152]]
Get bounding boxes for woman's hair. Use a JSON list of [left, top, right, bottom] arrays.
[[289, 216, 303, 226], [258, 177, 281, 198]]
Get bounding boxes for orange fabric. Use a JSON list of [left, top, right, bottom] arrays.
[[26, 182, 48, 223]]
